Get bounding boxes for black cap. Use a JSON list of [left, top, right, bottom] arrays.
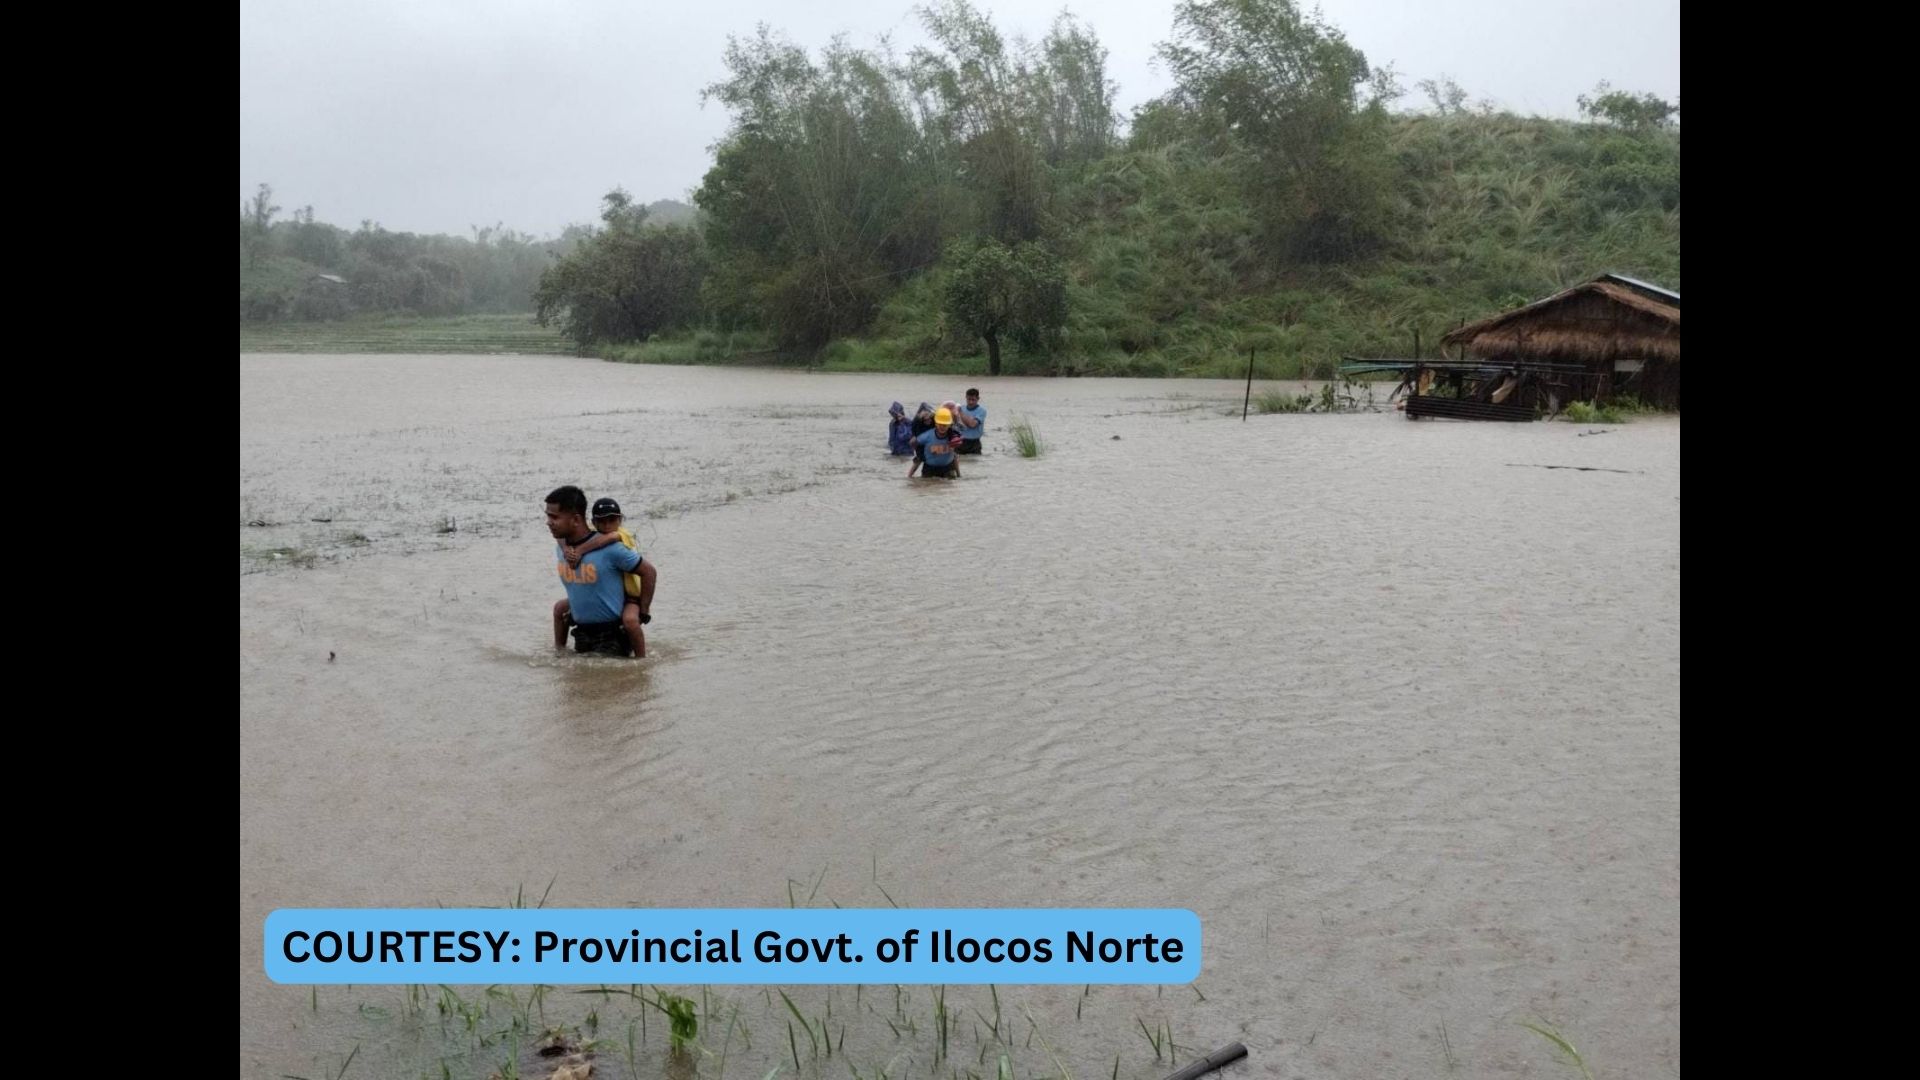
[[590, 497, 623, 519]]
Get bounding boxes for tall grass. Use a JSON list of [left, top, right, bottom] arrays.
[[1010, 417, 1044, 458], [598, 329, 774, 366], [1255, 389, 1310, 413], [1562, 400, 1625, 424], [278, 881, 1619, 1080]]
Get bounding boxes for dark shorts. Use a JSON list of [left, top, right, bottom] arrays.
[[922, 462, 955, 478], [571, 620, 634, 657], [955, 439, 982, 454]]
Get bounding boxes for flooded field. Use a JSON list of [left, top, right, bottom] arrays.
[[240, 353, 1679, 1079]]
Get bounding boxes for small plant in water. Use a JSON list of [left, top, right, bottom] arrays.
[[1562, 400, 1626, 424], [1255, 388, 1310, 413], [656, 991, 698, 1053], [252, 545, 321, 569], [1519, 1020, 1595, 1080], [1010, 416, 1044, 457]]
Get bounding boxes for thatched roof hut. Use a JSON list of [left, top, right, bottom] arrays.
[[1442, 274, 1680, 408]]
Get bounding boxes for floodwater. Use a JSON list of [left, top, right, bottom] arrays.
[[240, 353, 1679, 1079]]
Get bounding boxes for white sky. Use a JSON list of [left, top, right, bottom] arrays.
[[240, 0, 1680, 237]]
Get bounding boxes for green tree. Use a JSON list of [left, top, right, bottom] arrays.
[[944, 237, 1067, 374], [1417, 75, 1468, 116], [1577, 81, 1678, 131], [696, 27, 947, 347], [1030, 13, 1119, 165], [910, 0, 1045, 241], [286, 205, 344, 267], [1156, 0, 1400, 261], [534, 190, 708, 348], [244, 183, 280, 269]]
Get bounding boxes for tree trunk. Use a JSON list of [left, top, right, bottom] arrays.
[[986, 331, 1002, 375]]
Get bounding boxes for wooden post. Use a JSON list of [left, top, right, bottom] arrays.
[[1161, 1043, 1249, 1080], [1242, 347, 1255, 421]]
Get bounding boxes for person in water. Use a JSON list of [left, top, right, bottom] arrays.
[[545, 487, 655, 658], [908, 407, 964, 479], [887, 402, 914, 456], [909, 402, 936, 465], [555, 496, 657, 657], [953, 388, 985, 453]]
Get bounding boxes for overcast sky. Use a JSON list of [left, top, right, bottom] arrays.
[[239, 0, 1679, 238]]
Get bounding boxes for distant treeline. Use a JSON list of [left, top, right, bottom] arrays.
[[244, 0, 1678, 378]]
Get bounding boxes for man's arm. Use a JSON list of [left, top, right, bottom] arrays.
[[635, 560, 658, 620]]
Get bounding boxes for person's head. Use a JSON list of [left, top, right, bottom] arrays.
[[966, 388, 980, 406], [591, 496, 624, 534], [545, 486, 588, 539], [934, 407, 953, 431], [889, 401, 905, 418]]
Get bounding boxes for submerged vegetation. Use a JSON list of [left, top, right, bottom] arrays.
[[1010, 417, 1045, 458]]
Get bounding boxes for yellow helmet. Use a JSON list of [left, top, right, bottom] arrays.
[[934, 407, 954, 425]]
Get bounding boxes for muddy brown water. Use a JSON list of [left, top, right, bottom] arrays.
[[240, 353, 1679, 1079]]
